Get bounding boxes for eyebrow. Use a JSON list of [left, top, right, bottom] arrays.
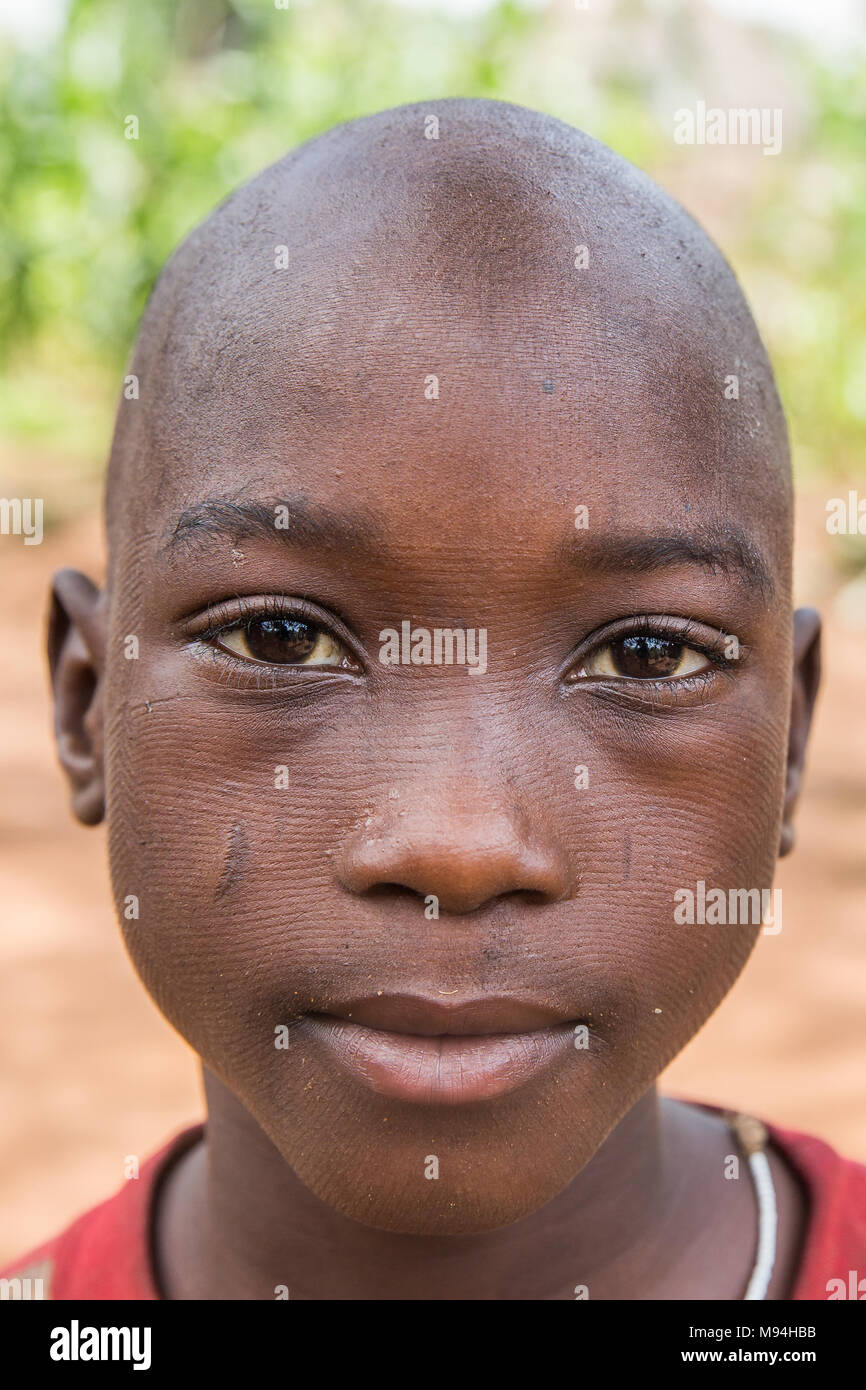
[[160, 494, 386, 559], [161, 494, 775, 597], [562, 522, 774, 597]]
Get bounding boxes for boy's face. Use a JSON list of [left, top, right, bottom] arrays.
[[52, 115, 818, 1236]]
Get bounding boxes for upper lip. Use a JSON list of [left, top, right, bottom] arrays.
[[312, 993, 573, 1036]]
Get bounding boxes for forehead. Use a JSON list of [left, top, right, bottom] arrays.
[[140, 282, 785, 577], [113, 110, 789, 583]]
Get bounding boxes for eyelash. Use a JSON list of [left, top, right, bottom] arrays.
[[571, 613, 731, 666], [187, 596, 362, 682], [187, 599, 741, 698], [564, 614, 740, 706], [195, 595, 321, 646]]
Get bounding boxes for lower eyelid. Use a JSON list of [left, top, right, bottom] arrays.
[[189, 642, 356, 688], [199, 622, 362, 675], [569, 668, 726, 712]]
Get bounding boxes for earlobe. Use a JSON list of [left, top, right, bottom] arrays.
[[779, 607, 821, 857], [48, 569, 108, 827]]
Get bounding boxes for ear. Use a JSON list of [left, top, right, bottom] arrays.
[[779, 607, 821, 857], [48, 569, 108, 826]]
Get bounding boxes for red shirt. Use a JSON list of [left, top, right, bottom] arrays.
[[3, 1116, 865, 1300]]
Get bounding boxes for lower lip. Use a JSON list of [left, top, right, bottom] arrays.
[[302, 1016, 578, 1105]]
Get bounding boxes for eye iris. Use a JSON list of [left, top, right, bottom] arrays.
[[611, 634, 683, 678], [243, 617, 317, 664]]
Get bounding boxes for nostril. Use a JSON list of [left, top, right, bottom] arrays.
[[363, 882, 422, 902], [355, 882, 556, 913], [507, 888, 551, 907]]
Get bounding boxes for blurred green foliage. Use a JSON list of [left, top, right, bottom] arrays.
[[0, 0, 863, 485]]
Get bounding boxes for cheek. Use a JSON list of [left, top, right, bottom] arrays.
[[104, 683, 344, 1070], [557, 689, 788, 1069]]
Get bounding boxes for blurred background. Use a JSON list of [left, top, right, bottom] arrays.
[[1, 0, 864, 1261]]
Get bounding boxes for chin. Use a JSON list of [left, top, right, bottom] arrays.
[[261, 1105, 605, 1237], [306, 1165, 565, 1236]]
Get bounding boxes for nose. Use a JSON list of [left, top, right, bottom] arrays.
[[336, 781, 572, 915]]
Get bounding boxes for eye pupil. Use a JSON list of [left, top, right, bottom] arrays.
[[612, 634, 683, 678], [244, 617, 317, 664]]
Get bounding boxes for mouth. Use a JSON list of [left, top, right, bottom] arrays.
[[300, 994, 581, 1105]]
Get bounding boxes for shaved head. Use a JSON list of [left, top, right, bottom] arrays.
[[105, 97, 790, 574]]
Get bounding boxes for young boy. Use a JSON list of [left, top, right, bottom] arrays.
[[3, 98, 864, 1300]]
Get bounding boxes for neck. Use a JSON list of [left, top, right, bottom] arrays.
[[157, 1072, 714, 1301]]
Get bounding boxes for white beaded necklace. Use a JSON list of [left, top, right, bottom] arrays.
[[728, 1113, 778, 1300]]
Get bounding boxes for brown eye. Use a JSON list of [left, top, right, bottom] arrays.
[[611, 634, 685, 678], [217, 616, 355, 668], [576, 632, 709, 681], [243, 617, 316, 664]]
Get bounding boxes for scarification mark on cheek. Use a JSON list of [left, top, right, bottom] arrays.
[[216, 821, 251, 901]]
